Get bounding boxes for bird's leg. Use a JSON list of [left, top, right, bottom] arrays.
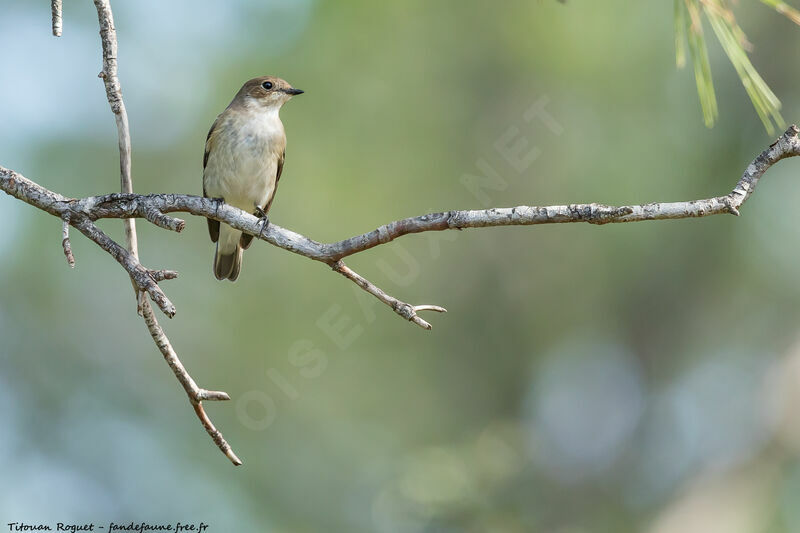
[[255, 204, 270, 239], [213, 197, 225, 217]]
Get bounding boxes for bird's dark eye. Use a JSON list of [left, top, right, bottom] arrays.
[[261, 81, 273, 90]]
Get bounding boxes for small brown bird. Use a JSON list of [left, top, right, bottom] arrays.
[[202, 76, 303, 281]]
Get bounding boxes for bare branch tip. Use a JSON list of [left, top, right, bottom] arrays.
[[227, 449, 243, 466], [197, 389, 231, 402], [192, 402, 241, 465], [62, 240, 75, 268], [142, 208, 184, 232], [141, 280, 176, 318], [51, 0, 63, 37], [723, 196, 741, 217], [61, 218, 75, 268], [414, 305, 447, 314], [160, 302, 176, 318], [412, 317, 434, 330], [149, 269, 179, 282], [409, 305, 448, 330], [137, 288, 175, 318]]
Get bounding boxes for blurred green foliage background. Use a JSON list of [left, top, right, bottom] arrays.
[[3, 1, 800, 532]]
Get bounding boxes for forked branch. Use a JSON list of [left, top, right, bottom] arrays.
[[3, 0, 799, 468], [93, 0, 240, 465], [2, 124, 799, 331]]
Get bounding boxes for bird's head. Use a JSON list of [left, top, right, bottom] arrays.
[[237, 76, 303, 110]]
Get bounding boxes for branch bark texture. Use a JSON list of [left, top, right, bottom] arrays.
[[51, 0, 63, 37], [2, 124, 799, 330]]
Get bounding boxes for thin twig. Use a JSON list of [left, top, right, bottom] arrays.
[[92, 0, 135, 258], [61, 215, 74, 267], [140, 306, 242, 466], [51, 0, 62, 37], [70, 214, 177, 317], [91, 0, 240, 465], [332, 260, 446, 330]]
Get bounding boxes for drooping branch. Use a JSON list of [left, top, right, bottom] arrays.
[[90, 0, 240, 465], [2, 124, 799, 334], [331, 260, 447, 330], [51, 0, 62, 37], [93, 0, 136, 258], [60, 216, 74, 267]]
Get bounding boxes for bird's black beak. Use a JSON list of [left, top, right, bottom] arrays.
[[284, 88, 304, 96]]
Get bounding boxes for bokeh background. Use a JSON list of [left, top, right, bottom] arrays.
[[3, 1, 800, 531]]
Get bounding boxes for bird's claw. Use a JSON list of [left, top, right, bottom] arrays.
[[255, 205, 270, 238]]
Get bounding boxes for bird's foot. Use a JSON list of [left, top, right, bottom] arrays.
[[213, 197, 225, 216], [255, 205, 270, 239]]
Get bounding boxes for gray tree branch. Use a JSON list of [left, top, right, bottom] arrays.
[[90, 0, 241, 465], [2, 124, 799, 331]]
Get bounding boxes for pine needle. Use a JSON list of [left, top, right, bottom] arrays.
[[759, 0, 800, 25], [675, 0, 790, 134], [685, 0, 718, 127], [675, 0, 688, 68]]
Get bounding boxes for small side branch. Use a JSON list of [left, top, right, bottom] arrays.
[[140, 303, 242, 466], [332, 260, 447, 330], [61, 215, 74, 268], [51, 0, 62, 37], [70, 215, 177, 317]]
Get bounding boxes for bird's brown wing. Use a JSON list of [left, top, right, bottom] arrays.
[[203, 117, 221, 243], [240, 149, 284, 250]]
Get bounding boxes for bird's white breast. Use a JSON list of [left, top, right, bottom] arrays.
[[203, 108, 285, 213]]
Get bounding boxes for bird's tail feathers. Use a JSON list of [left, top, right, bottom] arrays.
[[214, 226, 244, 281]]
